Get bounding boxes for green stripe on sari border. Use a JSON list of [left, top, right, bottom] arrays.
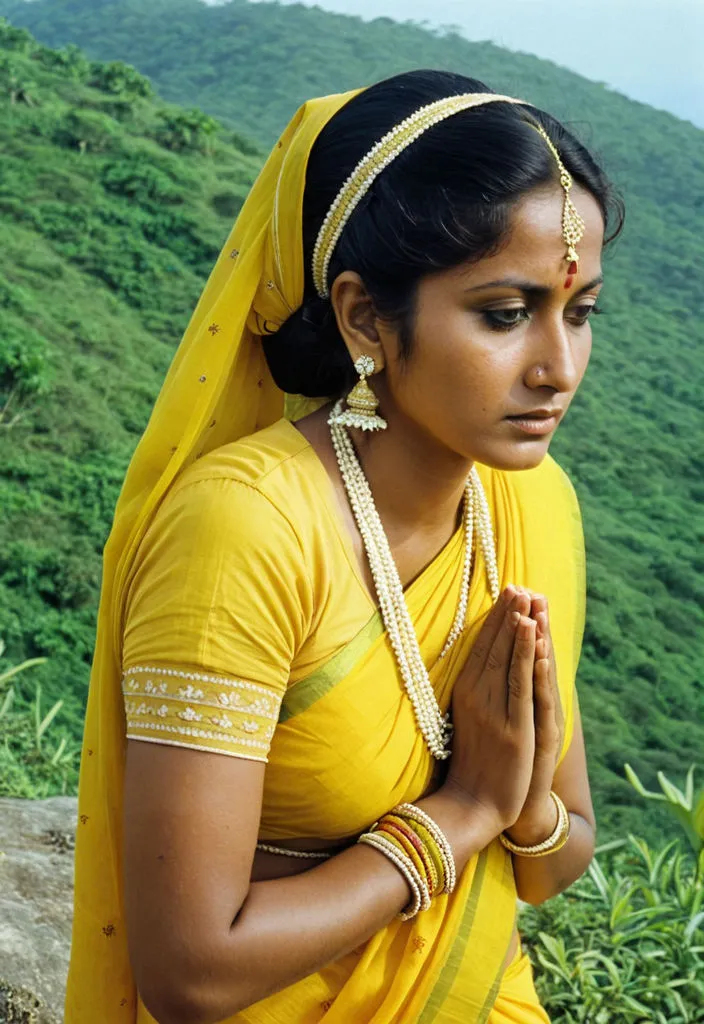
[[417, 847, 489, 1023], [476, 905, 519, 1024], [278, 611, 384, 722]]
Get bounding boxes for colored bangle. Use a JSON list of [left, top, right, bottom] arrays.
[[499, 791, 571, 858], [376, 821, 433, 896], [402, 818, 445, 894], [394, 803, 456, 893], [380, 817, 438, 896]]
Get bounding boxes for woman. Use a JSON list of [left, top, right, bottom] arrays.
[[65, 69, 624, 1023]]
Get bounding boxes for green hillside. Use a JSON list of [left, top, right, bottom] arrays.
[[0, 11, 702, 845]]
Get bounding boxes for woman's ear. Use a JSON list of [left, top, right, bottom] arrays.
[[330, 271, 386, 372]]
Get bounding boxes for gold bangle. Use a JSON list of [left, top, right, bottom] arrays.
[[499, 791, 571, 858]]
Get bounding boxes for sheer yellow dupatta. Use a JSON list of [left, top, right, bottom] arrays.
[[64, 89, 362, 1022]]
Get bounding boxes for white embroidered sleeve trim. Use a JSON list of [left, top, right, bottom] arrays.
[[121, 665, 281, 756], [122, 666, 281, 722]]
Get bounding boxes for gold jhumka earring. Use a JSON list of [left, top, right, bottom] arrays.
[[328, 354, 387, 432]]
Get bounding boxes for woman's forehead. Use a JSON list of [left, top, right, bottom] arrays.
[[440, 185, 605, 292]]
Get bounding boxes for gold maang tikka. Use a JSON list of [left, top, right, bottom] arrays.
[[529, 123, 587, 288]]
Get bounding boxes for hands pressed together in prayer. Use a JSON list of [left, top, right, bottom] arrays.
[[254, 582, 571, 883], [503, 587, 566, 847], [445, 583, 567, 850]]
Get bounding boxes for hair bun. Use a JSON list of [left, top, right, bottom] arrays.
[[261, 297, 355, 399]]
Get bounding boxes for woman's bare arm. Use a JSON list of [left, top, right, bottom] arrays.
[[123, 740, 495, 1024]]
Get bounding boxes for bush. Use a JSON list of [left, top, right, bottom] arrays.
[[87, 60, 152, 100], [34, 42, 90, 82], [0, 642, 79, 798], [0, 322, 51, 426], [155, 107, 220, 154], [100, 157, 183, 205], [521, 837, 704, 1022], [56, 109, 121, 154]]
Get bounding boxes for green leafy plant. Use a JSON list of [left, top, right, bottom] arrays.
[[155, 107, 220, 154], [520, 835, 704, 1022], [57, 107, 120, 154], [87, 59, 152, 100], [0, 323, 52, 427], [625, 763, 704, 870], [0, 641, 79, 797]]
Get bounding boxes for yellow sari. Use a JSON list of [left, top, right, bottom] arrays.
[[65, 87, 586, 1023]]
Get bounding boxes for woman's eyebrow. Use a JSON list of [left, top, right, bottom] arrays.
[[464, 273, 604, 296]]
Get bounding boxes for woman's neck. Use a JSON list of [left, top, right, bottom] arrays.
[[298, 403, 472, 548]]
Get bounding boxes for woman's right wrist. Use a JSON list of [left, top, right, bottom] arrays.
[[415, 785, 500, 875]]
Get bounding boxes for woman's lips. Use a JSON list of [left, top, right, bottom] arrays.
[[504, 415, 558, 435]]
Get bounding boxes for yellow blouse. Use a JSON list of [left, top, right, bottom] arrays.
[[122, 417, 583, 849], [122, 418, 373, 759]]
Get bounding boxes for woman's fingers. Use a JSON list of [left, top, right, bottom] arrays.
[[533, 651, 562, 766], [531, 601, 564, 756], [535, 601, 564, 730], [507, 615, 536, 727], [467, 585, 517, 676]]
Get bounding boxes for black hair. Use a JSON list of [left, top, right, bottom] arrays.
[[263, 69, 625, 398]]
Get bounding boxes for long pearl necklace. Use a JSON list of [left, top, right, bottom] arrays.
[[329, 401, 501, 760]]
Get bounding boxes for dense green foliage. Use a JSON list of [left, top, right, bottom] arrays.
[[520, 836, 704, 1022], [0, 7, 702, 847], [0, 19, 262, 767]]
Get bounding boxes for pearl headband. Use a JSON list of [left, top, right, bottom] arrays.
[[311, 92, 586, 298]]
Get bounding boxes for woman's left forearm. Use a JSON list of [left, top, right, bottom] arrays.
[[508, 802, 595, 905]]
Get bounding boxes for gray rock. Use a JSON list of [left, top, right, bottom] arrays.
[[0, 797, 77, 1024]]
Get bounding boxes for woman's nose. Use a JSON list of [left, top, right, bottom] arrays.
[[525, 320, 583, 393]]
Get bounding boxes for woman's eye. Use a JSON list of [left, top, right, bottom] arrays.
[[482, 303, 604, 332], [569, 303, 604, 325], [482, 308, 530, 331]]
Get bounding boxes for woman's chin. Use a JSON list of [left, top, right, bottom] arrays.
[[475, 438, 552, 472]]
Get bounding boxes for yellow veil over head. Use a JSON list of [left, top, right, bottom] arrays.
[[65, 87, 363, 1021]]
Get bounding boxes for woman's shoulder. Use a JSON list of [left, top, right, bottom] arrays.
[[178, 418, 311, 489], [167, 418, 322, 525]]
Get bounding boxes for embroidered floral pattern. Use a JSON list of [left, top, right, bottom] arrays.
[[122, 665, 281, 760]]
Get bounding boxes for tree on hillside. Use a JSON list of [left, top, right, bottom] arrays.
[[59, 108, 120, 154], [36, 41, 89, 81], [156, 107, 220, 154], [0, 54, 36, 104], [88, 59, 151, 100]]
